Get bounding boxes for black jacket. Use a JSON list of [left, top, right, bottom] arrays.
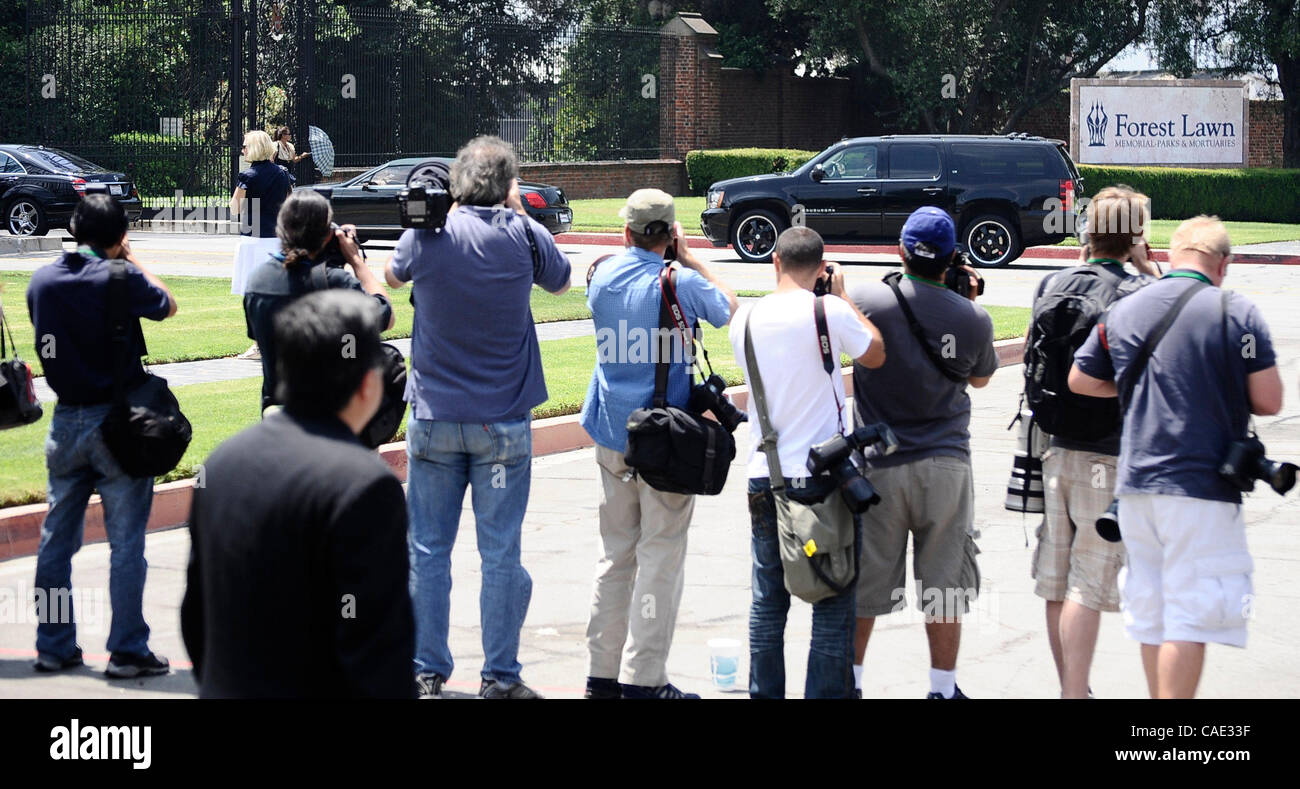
[[181, 409, 414, 698]]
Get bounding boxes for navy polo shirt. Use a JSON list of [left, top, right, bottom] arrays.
[[26, 250, 170, 405]]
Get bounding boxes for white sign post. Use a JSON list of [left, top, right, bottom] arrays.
[[1070, 78, 1248, 168]]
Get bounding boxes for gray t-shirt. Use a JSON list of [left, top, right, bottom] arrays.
[[1074, 275, 1276, 504], [850, 275, 999, 467]]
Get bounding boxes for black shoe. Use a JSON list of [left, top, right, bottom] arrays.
[[479, 678, 544, 699], [104, 651, 169, 679], [926, 684, 969, 699], [34, 646, 84, 673], [621, 682, 700, 699], [854, 687, 862, 699], [585, 677, 623, 699], [416, 672, 446, 699]]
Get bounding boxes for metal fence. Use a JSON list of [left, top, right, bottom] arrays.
[[23, 1, 676, 204]]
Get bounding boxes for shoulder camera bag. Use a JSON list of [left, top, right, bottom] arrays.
[[743, 302, 859, 604], [0, 302, 43, 430], [623, 267, 735, 496], [100, 259, 192, 478]]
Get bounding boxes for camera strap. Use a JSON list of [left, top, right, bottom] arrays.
[[1115, 279, 1207, 410], [523, 221, 543, 282], [743, 313, 787, 494], [883, 271, 964, 383], [651, 265, 710, 409], [814, 296, 845, 434]]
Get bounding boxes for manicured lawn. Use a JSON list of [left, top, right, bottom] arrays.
[[0, 272, 592, 377], [0, 304, 1029, 507], [566, 200, 1300, 248]]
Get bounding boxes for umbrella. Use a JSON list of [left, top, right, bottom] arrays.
[[308, 126, 335, 177]]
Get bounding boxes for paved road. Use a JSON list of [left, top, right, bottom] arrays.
[[1, 231, 1298, 699]]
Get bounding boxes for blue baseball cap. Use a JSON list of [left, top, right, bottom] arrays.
[[900, 207, 956, 260]]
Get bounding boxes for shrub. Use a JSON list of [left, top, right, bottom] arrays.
[[685, 148, 819, 194], [1077, 164, 1299, 223]]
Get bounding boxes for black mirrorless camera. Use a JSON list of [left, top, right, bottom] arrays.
[[943, 250, 985, 299], [1098, 436, 1296, 543], [688, 373, 746, 433], [807, 423, 899, 513], [398, 159, 454, 231]]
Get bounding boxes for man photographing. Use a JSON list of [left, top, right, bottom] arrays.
[[1069, 216, 1282, 698], [848, 207, 998, 699]]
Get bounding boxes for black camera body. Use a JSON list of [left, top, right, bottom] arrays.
[[943, 250, 985, 299], [398, 159, 453, 231], [317, 222, 363, 269], [806, 422, 899, 513], [1220, 436, 1297, 494], [689, 373, 746, 433], [813, 264, 834, 297]]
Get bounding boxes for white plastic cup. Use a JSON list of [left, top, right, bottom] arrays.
[[707, 638, 741, 691]]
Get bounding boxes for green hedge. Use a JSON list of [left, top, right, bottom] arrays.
[[685, 147, 819, 194], [1077, 165, 1300, 223], [106, 132, 203, 198]]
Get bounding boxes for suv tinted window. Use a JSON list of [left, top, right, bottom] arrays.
[[888, 144, 941, 180], [821, 144, 879, 179], [951, 143, 1051, 179]]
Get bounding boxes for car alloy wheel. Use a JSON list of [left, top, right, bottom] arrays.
[[964, 216, 1017, 267], [8, 200, 41, 236], [732, 209, 783, 263]]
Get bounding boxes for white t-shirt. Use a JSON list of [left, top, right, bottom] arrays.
[[728, 290, 872, 479]]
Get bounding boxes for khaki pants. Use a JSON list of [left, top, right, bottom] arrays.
[[586, 445, 696, 687]]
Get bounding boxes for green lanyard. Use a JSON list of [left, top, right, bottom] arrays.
[[904, 272, 945, 289], [1086, 257, 1122, 266], [1162, 270, 1213, 285]]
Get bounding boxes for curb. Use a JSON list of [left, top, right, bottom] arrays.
[[0, 337, 1027, 561]]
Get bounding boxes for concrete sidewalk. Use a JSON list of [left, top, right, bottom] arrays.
[[2, 353, 1297, 699]]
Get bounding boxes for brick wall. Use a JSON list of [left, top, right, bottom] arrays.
[[519, 159, 686, 199], [717, 69, 867, 150]]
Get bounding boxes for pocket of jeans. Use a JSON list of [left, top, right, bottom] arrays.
[[748, 490, 776, 537], [488, 418, 532, 465], [1192, 554, 1254, 630]]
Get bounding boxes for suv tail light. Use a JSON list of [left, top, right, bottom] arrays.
[[523, 191, 547, 209], [71, 177, 87, 195], [1059, 179, 1075, 212]]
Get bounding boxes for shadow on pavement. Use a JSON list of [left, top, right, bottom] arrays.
[[0, 658, 199, 696]]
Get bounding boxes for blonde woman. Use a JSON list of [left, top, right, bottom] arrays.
[[230, 130, 293, 357]]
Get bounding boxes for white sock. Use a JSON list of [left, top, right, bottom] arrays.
[[853, 664, 864, 690], [930, 668, 957, 698]]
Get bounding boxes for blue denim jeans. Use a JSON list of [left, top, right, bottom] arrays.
[[747, 476, 858, 699], [34, 403, 155, 661], [407, 416, 533, 684]]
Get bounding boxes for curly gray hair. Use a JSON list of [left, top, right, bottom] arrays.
[[449, 135, 518, 206]]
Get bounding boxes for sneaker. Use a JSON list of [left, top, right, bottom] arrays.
[[237, 344, 261, 360], [34, 646, 84, 673], [584, 677, 623, 699], [416, 672, 446, 699], [926, 684, 969, 699], [479, 678, 544, 699], [104, 651, 170, 679], [621, 682, 700, 699]]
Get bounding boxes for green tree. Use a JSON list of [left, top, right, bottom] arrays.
[[1148, 0, 1300, 166]]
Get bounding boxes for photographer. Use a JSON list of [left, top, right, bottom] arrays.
[[579, 188, 736, 700], [1069, 216, 1282, 698], [1027, 185, 1158, 699], [847, 207, 998, 699], [385, 136, 571, 700], [729, 226, 884, 699], [244, 189, 394, 414]]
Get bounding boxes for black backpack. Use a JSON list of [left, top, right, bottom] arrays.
[[1023, 265, 1137, 442]]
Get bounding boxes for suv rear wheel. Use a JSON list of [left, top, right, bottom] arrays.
[[731, 208, 784, 263], [962, 214, 1020, 267]]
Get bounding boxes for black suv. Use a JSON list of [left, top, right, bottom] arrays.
[[700, 134, 1083, 266], [0, 145, 142, 236]]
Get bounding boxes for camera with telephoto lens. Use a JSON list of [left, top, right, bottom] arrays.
[[1096, 499, 1121, 543], [1220, 436, 1297, 495], [688, 373, 746, 433], [398, 159, 453, 231], [806, 423, 899, 514], [943, 250, 985, 299]]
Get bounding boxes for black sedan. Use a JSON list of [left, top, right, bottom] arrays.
[[305, 157, 572, 242], [0, 144, 142, 236]]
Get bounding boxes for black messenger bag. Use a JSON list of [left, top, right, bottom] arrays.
[[623, 267, 735, 496], [100, 259, 192, 478]]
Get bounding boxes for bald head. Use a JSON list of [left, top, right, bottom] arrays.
[[1169, 215, 1232, 284]]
